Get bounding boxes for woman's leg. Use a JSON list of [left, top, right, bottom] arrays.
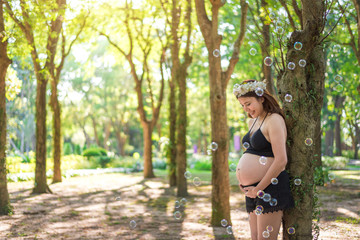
[[256, 211, 283, 240], [249, 212, 258, 240]]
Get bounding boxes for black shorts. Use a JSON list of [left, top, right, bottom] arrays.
[[243, 170, 294, 214]]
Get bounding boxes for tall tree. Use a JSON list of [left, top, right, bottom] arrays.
[[98, 0, 166, 178], [5, 0, 66, 193], [194, 0, 248, 225], [0, 0, 12, 215], [277, 0, 327, 239], [160, 0, 193, 195]]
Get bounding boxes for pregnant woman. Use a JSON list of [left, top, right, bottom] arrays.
[[233, 79, 294, 240]]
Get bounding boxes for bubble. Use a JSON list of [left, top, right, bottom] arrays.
[[193, 177, 201, 186], [211, 142, 218, 151], [271, 178, 278, 185], [263, 193, 271, 202], [229, 163, 236, 172], [305, 138, 313, 146], [175, 200, 180, 208], [275, 27, 284, 34], [129, 220, 137, 229], [213, 49, 220, 57], [294, 178, 302, 186], [180, 198, 187, 206], [276, 21, 284, 28], [266, 225, 274, 232], [249, 48, 257, 56], [294, 42, 303, 50], [184, 171, 192, 179], [221, 219, 228, 227], [226, 225, 233, 234], [328, 173, 335, 181], [269, 198, 278, 206], [255, 209, 262, 215], [256, 205, 264, 214], [334, 74, 342, 82], [257, 190, 265, 199], [259, 156, 267, 165], [207, 149, 212, 155], [269, 12, 276, 20], [264, 57, 273, 66], [115, 196, 121, 201], [174, 211, 182, 220], [284, 94, 293, 102], [288, 62, 296, 70], [287, 227, 296, 235], [255, 87, 264, 96], [262, 230, 270, 238], [299, 59, 307, 67], [243, 142, 250, 149], [335, 84, 343, 92]]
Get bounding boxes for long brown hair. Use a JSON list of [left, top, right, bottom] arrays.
[[237, 79, 285, 119]]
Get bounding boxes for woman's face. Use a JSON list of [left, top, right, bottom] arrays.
[[238, 96, 264, 118]]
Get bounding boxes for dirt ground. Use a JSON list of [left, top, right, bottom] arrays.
[[0, 172, 359, 240]]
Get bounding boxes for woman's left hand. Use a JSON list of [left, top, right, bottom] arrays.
[[243, 186, 258, 198]]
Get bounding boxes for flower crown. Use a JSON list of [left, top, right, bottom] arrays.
[[233, 80, 267, 98]]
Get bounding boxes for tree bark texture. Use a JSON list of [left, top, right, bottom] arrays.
[[334, 96, 345, 156], [324, 129, 334, 156], [142, 122, 155, 178], [279, 1, 326, 239], [195, 0, 248, 226], [168, 78, 177, 187], [0, 2, 12, 214]]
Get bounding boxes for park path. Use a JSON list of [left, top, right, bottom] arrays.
[[0, 172, 359, 239]]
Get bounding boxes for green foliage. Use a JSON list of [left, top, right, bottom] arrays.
[[82, 147, 107, 158], [322, 156, 348, 169], [63, 142, 73, 155]]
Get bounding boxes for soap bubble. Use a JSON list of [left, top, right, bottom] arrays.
[[275, 27, 284, 34], [221, 219, 228, 227], [257, 190, 265, 199], [259, 156, 267, 165], [174, 211, 182, 220], [184, 171, 192, 179], [264, 57, 273, 66], [266, 225, 274, 232], [249, 48, 257, 56], [243, 142, 250, 149], [213, 49, 220, 57], [255, 87, 264, 96], [229, 163, 236, 172], [115, 196, 121, 201], [284, 94, 293, 102], [256, 205, 264, 213], [333, 44, 341, 52], [175, 200, 180, 208], [263, 193, 271, 202], [328, 173, 335, 181], [262, 230, 270, 238], [210, 142, 218, 151], [226, 226, 233, 234], [335, 84, 343, 92], [269, 198, 278, 206], [305, 138, 313, 146], [299, 59, 307, 67], [334, 74, 342, 82], [180, 198, 187, 206], [129, 220, 137, 229], [288, 62, 296, 70], [193, 177, 201, 186], [294, 42, 303, 50], [294, 178, 302, 186], [271, 178, 278, 185], [269, 12, 276, 20], [287, 227, 296, 235]]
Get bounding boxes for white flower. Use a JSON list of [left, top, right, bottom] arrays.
[[233, 80, 267, 98]]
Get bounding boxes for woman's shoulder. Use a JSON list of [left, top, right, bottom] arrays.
[[266, 113, 286, 127]]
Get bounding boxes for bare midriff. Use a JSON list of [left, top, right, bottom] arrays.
[[236, 153, 275, 186]]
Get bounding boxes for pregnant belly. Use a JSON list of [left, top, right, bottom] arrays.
[[236, 153, 274, 186]]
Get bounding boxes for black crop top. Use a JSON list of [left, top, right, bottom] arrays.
[[242, 113, 274, 157]]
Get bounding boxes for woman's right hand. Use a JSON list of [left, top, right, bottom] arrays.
[[239, 183, 246, 194]]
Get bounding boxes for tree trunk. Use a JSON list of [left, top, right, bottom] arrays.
[[0, 3, 12, 214], [114, 127, 126, 157], [50, 78, 62, 183], [33, 76, 51, 193], [334, 96, 345, 156], [325, 128, 334, 156], [168, 78, 177, 186], [176, 70, 188, 197], [103, 120, 111, 150], [91, 116, 100, 146], [280, 1, 326, 239], [142, 122, 155, 178]]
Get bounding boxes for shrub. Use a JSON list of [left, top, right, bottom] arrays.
[[153, 158, 167, 170], [82, 147, 107, 159], [322, 156, 348, 169]]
